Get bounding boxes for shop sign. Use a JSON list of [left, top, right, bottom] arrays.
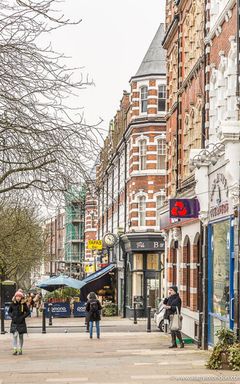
[[210, 173, 229, 219], [170, 199, 199, 219], [73, 302, 86, 317], [87, 240, 102, 250], [45, 302, 71, 318], [128, 239, 164, 252]]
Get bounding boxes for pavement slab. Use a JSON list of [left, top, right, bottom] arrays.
[[0, 329, 240, 384]]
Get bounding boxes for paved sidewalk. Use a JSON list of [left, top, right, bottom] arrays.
[[1, 330, 240, 384], [3, 316, 150, 333]]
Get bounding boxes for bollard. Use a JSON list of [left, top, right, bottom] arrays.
[[48, 303, 53, 326], [42, 307, 46, 334], [147, 306, 151, 333], [133, 302, 137, 324], [1, 307, 5, 335]]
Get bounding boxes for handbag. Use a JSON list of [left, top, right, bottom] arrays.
[[169, 307, 183, 331]]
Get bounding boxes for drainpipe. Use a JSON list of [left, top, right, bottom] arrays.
[[176, 14, 180, 191], [199, 0, 208, 349], [202, 225, 209, 350]]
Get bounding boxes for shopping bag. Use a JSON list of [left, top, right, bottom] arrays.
[[169, 307, 183, 331]]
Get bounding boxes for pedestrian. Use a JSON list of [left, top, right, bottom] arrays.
[[33, 293, 42, 317], [163, 286, 184, 348], [8, 290, 30, 355], [85, 292, 102, 339]]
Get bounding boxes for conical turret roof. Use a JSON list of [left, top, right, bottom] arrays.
[[133, 23, 166, 79]]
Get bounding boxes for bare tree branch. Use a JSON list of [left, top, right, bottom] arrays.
[[0, 0, 104, 202]]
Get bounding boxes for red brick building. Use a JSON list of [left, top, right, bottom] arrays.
[[161, 0, 205, 343], [96, 24, 167, 316]]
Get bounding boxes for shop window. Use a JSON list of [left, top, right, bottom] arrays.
[[147, 254, 159, 270], [212, 221, 230, 317], [140, 86, 148, 113], [133, 254, 143, 270]]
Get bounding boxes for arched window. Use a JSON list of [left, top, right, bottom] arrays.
[[139, 139, 147, 170], [157, 139, 166, 170], [138, 196, 146, 226], [185, 236, 191, 307], [140, 86, 148, 113], [158, 85, 166, 111]]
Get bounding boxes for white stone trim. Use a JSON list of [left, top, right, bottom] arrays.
[[180, 285, 186, 291], [131, 170, 166, 176], [190, 287, 198, 294]]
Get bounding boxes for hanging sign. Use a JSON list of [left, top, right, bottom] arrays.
[[170, 199, 199, 219]]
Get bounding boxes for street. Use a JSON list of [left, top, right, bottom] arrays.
[[1, 318, 240, 384]]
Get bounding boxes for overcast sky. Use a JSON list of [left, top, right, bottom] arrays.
[[51, 1, 166, 132]]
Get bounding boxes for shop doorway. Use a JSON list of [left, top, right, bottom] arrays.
[[208, 219, 234, 345]]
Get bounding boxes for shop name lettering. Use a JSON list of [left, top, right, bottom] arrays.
[[210, 202, 229, 218], [50, 307, 67, 312], [136, 241, 163, 249]]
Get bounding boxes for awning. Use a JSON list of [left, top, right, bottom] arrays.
[[37, 275, 85, 292], [83, 264, 115, 284], [80, 264, 116, 301]]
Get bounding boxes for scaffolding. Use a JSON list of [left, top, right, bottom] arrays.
[[64, 187, 86, 266]]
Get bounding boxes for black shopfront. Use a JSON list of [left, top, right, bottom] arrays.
[[120, 233, 165, 318]]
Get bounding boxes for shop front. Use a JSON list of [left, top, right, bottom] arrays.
[[208, 171, 235, 345], [120, 233, 165, 317]]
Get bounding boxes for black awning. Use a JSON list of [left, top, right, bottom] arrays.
[[120, 233, 165, 253], [80, 264, 115, 301]]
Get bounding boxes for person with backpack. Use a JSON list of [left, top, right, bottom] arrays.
[[85, 292, 102, 339]]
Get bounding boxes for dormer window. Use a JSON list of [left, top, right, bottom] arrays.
[[158, 85, 166, 112], [140, 86, 148, 113]]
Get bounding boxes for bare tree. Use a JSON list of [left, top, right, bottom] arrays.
[[0, 0, 102, 200]]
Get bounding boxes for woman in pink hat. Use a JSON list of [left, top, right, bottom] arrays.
[[8, 290, 30, 355]]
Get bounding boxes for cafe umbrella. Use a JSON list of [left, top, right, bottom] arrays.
[[37, 275, 86, 292]]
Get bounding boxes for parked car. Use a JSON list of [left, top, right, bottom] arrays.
[[154, 300, 165, 332]]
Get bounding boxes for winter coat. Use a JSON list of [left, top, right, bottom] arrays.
[[8, 300, 30, 334], [163, 293, 181, 321], [85, 299, 102, 321]]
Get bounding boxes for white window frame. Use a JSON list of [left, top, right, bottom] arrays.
[[158, 85, 166, 112], [140, 86, 148, 113], [139, 139, 147, 170], [157, 138, 166, 170], [138, 195, 146, 226]]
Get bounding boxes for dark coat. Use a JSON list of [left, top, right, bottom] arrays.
[[85, 299, 102, 321], [163, 293, 181, 320], [8, 300, 30, 334]]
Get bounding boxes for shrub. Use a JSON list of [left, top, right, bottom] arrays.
[[206, 328, 240, 371], [102, 302, 118, 317]]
